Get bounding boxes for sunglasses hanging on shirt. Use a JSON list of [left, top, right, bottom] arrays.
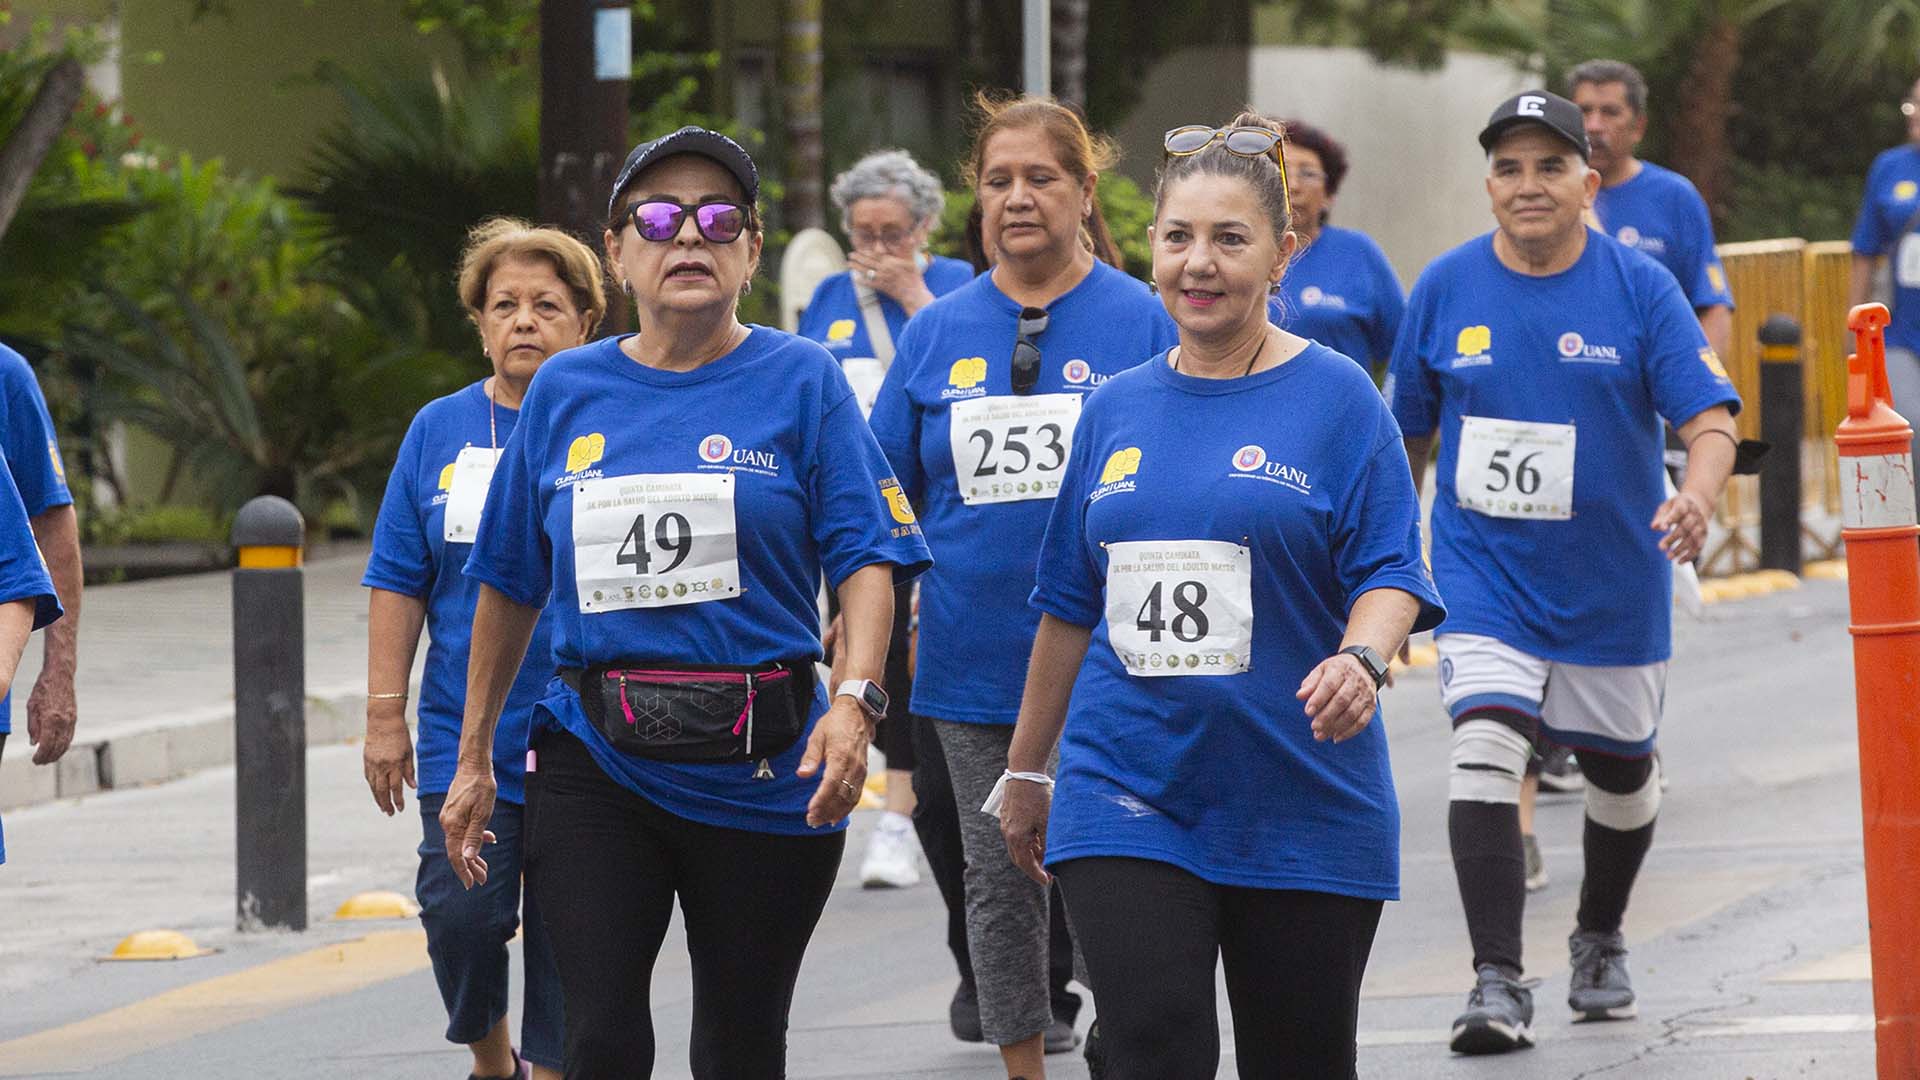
[[1011, 307, 1048, 395], [628, 199, 751, 244]]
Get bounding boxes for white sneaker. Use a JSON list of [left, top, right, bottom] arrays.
[[860, 811, 921, 888]]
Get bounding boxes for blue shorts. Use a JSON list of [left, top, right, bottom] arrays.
[[416, 792, 563, 1069]]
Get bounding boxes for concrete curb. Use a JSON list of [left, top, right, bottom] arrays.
[[0, 685, 378, 812]]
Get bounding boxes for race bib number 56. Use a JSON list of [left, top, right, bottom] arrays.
[[1454, 416, 1576, 520], [948, 394, 1080, 505], [1104, 540, 1252, 677], [573, 472, 740, 613]]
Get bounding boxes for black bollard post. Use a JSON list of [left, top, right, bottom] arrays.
[[231, 495, 307, 932], [1758, 315, 1804, 575]]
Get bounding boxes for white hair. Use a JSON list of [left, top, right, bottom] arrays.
[[830, 149, 946, 229]]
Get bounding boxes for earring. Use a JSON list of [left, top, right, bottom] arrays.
[[741, 280, 754, 297], [1148, 282, 1158, 295]]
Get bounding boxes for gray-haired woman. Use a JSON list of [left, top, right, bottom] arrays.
[[802, 149, 975, 898], [800, 149, 976, 409]]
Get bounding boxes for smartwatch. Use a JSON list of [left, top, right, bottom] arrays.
[[1339, 645, 1390, 689], [835, 679, 890, 721]]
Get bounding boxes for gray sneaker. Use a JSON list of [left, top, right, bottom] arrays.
[[1523, 833, 1549, 892], [1450, 964, 1535, 1054], [1568, 929, 1637, 1021]]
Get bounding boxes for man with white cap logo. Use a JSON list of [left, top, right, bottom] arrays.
[[1388, 89, 1741, 1057]]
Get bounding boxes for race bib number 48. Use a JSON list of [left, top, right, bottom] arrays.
[[948, 394, 1080, 505], [573, 472, 740, 613], [1454, 415, 1576, 520], [1104, 540, 1252, 677]]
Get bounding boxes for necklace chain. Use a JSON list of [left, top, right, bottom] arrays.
[[1173, 331, 1269, 377]]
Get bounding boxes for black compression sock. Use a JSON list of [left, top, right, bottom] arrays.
[[1577, 814, 1656, 934], [1450, 799, 1526, 976]]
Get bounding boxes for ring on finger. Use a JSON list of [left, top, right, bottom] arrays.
[[838, 778, 859, 799]]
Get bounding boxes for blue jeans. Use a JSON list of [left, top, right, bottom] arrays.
[[417, 792, 563, 1070]]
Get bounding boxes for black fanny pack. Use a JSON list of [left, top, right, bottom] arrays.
[[559, 661, 814, 764]]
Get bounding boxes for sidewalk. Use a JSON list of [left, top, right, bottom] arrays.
[[0, 546, 387, 811]]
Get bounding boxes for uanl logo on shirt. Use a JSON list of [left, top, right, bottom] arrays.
[[1897, 180, 1919, 202], [1557, 331, 1622, 364], [942, 356, 988, 400], [1060, 358, 1108, 387], [1229, 444, 1311, 493], [556, 432, 607, 487], [434, 461, 456, 505], [1614, 226, 1667, 256], [697, 432, 780, 477], [1451, 325, 1493, 368], [827, 318, 856, 343], [1089, 447, 1140, 502], [1298, 285, 1347, 309]]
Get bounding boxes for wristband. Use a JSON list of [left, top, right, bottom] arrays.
[[980, 769, 1053, 819], [366, 692, 409, 700]]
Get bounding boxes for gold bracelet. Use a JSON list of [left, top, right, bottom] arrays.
[[366, 691, 409, 700]]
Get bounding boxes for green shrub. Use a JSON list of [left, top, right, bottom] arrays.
[[85, 504, 229, 546]]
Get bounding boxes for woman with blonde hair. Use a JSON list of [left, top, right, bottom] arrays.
[[362, 217, 606, 1080]]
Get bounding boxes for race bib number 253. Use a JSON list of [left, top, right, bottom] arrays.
[[948, 394, 1080, 505]]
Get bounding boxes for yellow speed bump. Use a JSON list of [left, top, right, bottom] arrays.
[[1805, 559, 1849, 581], [106, 929, 213, 961], [333, 891, 421, 920]]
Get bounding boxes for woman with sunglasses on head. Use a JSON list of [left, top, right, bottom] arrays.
[[997, 113, 1444, 1079], [868, 93, 1175, 1080], [442, 126, 931, 1079], [1266, 120, 1406, 380], [363, 218, 606, 1080]]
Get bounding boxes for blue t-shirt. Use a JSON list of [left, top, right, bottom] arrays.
[[463, 328, 931, 835], [1266, 225, 1406, 372], [362, 381, 557, 805], [1594, 161, 1735, 312], [1388, 231, 1741, 665], [0, 463, 65, 865], [797, 256, 976, 359], [1029, 345, 1443, 896], [868, 261, 1178, 724], [0, 344, 71, 735], [1852, 144, 1920, 351]]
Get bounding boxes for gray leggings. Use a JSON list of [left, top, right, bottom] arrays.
[[1888, 347, 1920, 509], [935, 718, 1053, 1045]]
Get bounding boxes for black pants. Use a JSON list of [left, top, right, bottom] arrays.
[[524, 730, 844, 1079], [909, 711, 1080, 1020], [1056, 857, 1382, 1080]]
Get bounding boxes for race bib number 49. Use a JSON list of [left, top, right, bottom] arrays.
[[948, 394, 1080, 505], [1104, 540, 1252, 677], [1454, 416, 1576, 520], [572, 472, 740, 613]]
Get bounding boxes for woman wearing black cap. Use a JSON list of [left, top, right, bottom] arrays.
[[440, 126, 933, 1078]]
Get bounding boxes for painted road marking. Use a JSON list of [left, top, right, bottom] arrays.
[[1346, 1013, 1873, 1048], [0, 929, 429, 1076], [1769, 943, 1872, 983]]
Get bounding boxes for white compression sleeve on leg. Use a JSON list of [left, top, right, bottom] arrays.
[[1448, 718, 1533, 804], [1585, 757, 1662, 831]]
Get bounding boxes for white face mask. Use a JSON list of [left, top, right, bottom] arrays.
[[914, 251, 929, 271]]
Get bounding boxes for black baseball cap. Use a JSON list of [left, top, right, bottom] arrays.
[[1478, 90, 1589, 160], [607, 126, 760, 219]]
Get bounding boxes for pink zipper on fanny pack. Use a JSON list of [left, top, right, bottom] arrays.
[[604, 668, 792, 749]]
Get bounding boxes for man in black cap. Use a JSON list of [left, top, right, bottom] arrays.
[[1387, 90, 1741, 1056]]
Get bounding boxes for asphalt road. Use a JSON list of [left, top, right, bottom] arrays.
[[0, 576, 1879, 1078]]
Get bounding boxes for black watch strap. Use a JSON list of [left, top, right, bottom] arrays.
[[1340, 645, 1390, 689]]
